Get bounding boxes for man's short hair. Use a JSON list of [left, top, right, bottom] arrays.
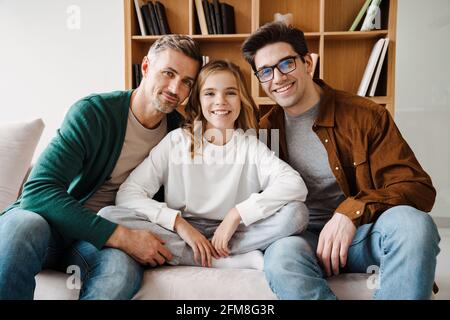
[[242, 22, 309, 72], [148, 34, 202, 66]]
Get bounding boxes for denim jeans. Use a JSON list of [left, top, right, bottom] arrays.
[[264, 205, 441, 300], [0, 208, 144, 300], [98, 200, 309, 266]]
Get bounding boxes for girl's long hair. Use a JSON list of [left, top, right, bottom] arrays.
[[182, 60, 259, 158]]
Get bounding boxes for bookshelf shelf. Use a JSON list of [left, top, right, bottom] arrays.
[[323, 30, 389, 40], [125, 0, 397, 115], [190, 34, 251, 42], [132, 35, 163, 42], [369, 96, 391, 105], [254, 96, 392, 107]]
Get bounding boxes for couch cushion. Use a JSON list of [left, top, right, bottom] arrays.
[[0, 119, 44, 211], [35, 270, 80, 300], [133, 266, 277, 300], [34, 268, 374, 300]]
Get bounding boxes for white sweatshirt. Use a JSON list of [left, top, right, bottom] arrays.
[[116, 128, 308, 231]]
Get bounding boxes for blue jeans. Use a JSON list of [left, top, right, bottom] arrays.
[[264, 205, 441, 300], [0, 208, 144, 300]]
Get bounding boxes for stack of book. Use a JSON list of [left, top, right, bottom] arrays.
[[194, 0, 236, 35], [349, 0, 382, 32], [133, 64, 143, 89], [134, 0, 171, 36], [357, 37, 389, 97]]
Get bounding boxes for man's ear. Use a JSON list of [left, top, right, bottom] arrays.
[[141, 55, 150, 78], [303, 53, 313, 75]]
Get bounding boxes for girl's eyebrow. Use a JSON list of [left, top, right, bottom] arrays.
[[202, 86, 238, 91]]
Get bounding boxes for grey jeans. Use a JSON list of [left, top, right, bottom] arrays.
[[98, 201, 309, 266]]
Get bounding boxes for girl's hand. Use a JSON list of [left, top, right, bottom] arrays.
[[175, 215, 219, 267], [212, 208, 242, 257]]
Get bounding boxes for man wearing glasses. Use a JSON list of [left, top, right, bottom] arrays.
[[0, 35, 201, 299], [242, 22, 440, 299]]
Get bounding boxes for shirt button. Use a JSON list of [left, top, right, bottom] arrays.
[[356, 211, 361, 215], [335, 167, 339, 171], [353, 162, 357, 166], [324, 139, 329, 143]]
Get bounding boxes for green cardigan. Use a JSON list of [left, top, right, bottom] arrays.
[[4, 90, 182, 249]]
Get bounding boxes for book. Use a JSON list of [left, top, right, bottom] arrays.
[[349, 0, 372, 31], [133, 0, 147, 35], [141, 4, 155, 35], [357, 38, 385, 96], [155, 1, 171, 34], [361, 0, 382, 31], [221, 2, 235, 34], [148, 2, 161, 35], [208, 2, 217, 34], [213, 0, 223, 34], [202, 0, 213, 34], [195, 0, 209, 35], [133, 64, 142, 89], [202, 55, 210, 67], [368, 38, 389, 97], [309, 53, 319, 78]]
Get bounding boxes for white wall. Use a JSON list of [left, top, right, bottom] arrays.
[[396, 0, 450, 220], [0, 0, 449, 221], [0, 0, 124, 158]]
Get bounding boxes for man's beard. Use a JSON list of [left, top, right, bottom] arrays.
[[152, 94, 178, 114]]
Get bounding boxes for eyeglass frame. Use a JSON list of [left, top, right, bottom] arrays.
[[254, 54, 305, 83]]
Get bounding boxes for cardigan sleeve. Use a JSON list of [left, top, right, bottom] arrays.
[[20, 100, 117, 249]]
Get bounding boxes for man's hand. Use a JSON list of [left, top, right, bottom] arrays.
[[174, 215, 219, 267], [106, 225, 173, 267], [211, 208, 241, 257], [316, 212, 356, 277]]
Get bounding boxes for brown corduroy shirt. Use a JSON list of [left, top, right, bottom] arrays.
[[259, 79, 436, 227]]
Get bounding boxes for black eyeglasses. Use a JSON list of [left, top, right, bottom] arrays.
[[255, 55, 302, 83]]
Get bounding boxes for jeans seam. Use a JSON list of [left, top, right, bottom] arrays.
[[70, 246, 90, 283], [372, 232, 386, 300], [349, 229, 379, 248]]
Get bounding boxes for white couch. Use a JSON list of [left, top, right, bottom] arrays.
[[1, 119, 375, 300], [35, 267, 374, 300]]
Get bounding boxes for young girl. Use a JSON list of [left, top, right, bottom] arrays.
[[99, 60, 309, 269]]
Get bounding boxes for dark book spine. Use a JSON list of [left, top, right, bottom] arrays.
[[140, 5, 155, 35], [155, 1, 171, 34], [148, 2, 161, 35], [133, 64, 140, 88], [138, 64, 142, 86], [221, 3, 235, 34], [202, 0, 213, 34], [222, 3, 236, 34], [208, 2, 217, 34], [213, 0, 223, 34]]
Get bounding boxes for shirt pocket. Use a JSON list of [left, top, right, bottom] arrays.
[[342, 151, 369, 194]]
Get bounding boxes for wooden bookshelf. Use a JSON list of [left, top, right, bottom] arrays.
[[124, 0, 397, 115]]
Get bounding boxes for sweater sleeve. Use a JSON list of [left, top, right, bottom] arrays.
[[236, 137, 308, 226], [116, 132, 180, 231], [20, 100, 117, 249], [335, 108, 436, 225]]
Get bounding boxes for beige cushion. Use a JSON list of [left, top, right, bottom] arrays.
[[0, 119, 44, 211], [34, 267, 375, 300]]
